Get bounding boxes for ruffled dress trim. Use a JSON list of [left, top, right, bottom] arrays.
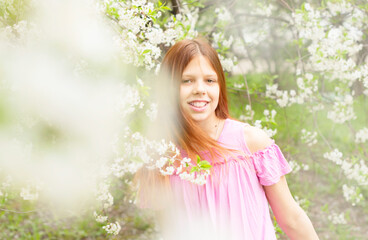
[[249, 143, 292, 186]]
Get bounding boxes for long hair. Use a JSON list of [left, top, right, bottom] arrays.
[[135, 38, 233, 210], [160, 38, 230, 163]]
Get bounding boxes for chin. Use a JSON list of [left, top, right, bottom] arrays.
[[189, 114, 210, 123]]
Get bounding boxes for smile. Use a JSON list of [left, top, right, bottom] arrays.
[[188, 101, 209, 112]]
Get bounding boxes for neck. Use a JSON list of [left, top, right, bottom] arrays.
[[196, 116, 223, 140]]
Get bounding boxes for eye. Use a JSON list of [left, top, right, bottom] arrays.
[[207, 79, 216, 83], [182, 79, 192, 83]]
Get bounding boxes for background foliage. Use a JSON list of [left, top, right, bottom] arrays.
[[0, 0, 367, 239]]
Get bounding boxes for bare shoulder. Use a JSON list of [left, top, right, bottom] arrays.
[[243, 125, 274, 154]]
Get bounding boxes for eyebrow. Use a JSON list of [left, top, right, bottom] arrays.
[[181, 74, 218, 78]]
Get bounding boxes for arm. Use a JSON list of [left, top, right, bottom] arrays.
[[264, 176, 319, 240], [243, 126, 319, 239]]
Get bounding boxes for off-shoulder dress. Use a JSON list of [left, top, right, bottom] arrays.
[[168, 118, 292, 240]]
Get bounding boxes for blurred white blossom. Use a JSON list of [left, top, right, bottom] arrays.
[[102, 221, 121, 235], [342, 184, 364, 206], [327, 94, 356, 124], [254, 120, 277, 138], [215, 7, 233, 23], [328, 211, 347, 225], [94, 211, 108, 223], [146, 103, 158, 121], [324, 150, 368, 186], [239, 105, 254, 122], [301, 129, 318, 146], [355, 128, 368, 143], [102, 0, 198, 70], [20, 187, 39, 201]]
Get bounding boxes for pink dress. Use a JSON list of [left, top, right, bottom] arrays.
[[168, 119, 292, 240]]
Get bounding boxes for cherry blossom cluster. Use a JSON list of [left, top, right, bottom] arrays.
[[100, 0, 199, 71], [261, 1, 367, 213], [293, 2, 365, 79], [265, 1, 367, 131], [323, 148, 367, 206], [326, 93, 356, 124], [210, 8, 237, 72], [292, 1, 367, 123], [253, 109, 277, 138], [239, 105, 254, 122], [293, 195, 310, 213], [265, 73, 318, 108], [342, 184, 364, 207], [355, 128, 368, 144], [301, 129, 318, 146], [328, 212, 347, 225], [0, 173, 12, 203], [96, 180, 114, 209], [323, 149, 368, 186], [288, 160, 309, 174], [102, 221, 122, 235], [20, 182, 42, 201], [92, 128, 213, 234], [112, 130, 212, 185]]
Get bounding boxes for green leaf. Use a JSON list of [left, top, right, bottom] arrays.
[[196, 155, 201, 164], [198, 160, 212, 170], [190, 166, 198, 173], [142, 49, 151, 54], [321, 203, 329, 212], [161, 6, 171, 11]]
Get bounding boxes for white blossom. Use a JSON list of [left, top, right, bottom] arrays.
[[301, 129, 318, 146], [102, 221, 121, 235], [327, 94, 356, 124], [179, 171, 195, 182], [94, 211, 108, 223], [239, 104, 254, 122], [324, 149, 343, 165], [234, 83, 244, 89], [215, 7, 233, 23], [355, 128, 368, 143], [156, 157, 169, 169], [146, 103, 158, 121], [96, 181, 114, 209], [218, 54, 235, 72], [328, 212, 347, 225], [342, 184, 364, 206], [324, 150, 368, 186], [289, 161, 309, 173], [294, 195, 307, 207], [20, 187, 39, 201], [254, 120, 277, 138], [289, 161, 301, 173], [160, 166, 175, 176]]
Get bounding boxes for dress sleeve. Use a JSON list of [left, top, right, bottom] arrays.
[[250, 143, 292, 186]]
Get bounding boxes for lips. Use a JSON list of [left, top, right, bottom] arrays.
[[188, 100, 209, 112]]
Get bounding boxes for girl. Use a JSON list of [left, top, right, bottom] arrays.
[[138, 38, 319, 240]]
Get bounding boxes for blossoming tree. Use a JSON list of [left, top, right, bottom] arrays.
[[0, 0, 367, 239]]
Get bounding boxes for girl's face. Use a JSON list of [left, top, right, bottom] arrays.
[[180, 55, 220, 124]]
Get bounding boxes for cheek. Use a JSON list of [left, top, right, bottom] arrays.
[[179, 87, 184, 101], [179, 86, 188, 106], [213, 86, 220, 102]]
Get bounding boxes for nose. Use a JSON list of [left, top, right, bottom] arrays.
[[193, 79, 206, 95]]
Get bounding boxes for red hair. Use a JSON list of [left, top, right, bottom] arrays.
[[134, 39, 233, 209], [160, 38, 231, 163]]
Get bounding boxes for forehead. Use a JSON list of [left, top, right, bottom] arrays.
[[182, 55, 217, 77]]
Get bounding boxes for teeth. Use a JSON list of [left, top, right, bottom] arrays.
[[190, 102, 207, 107]]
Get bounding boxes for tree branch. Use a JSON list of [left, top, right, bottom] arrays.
[[0, 208, 37, 214], [277, 0, 293, 12], [170, 0, 180, 15]]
